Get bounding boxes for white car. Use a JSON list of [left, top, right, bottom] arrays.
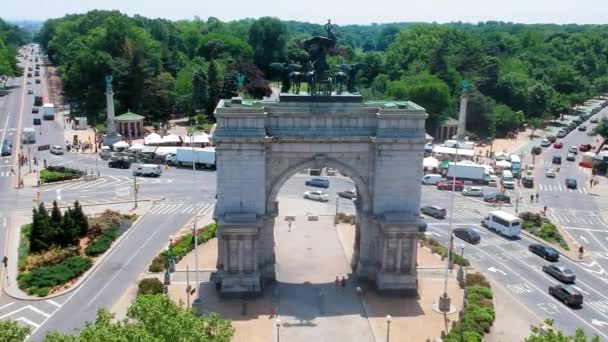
[[462, 186, 484, 197], [303, 190, 329, 202], [545, 168, 556, 178], [540, 139, 551, 147], [325, 168, 337, 176], [487, 179, 498, 187], [568, 146, 578, 154], [50, 145, 64, 155]]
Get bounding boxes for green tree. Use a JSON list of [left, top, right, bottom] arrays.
[[592, 118, 608, 142], [0, 320, 30, 342], [221, 70, 240, 100], [30, 203, 52, 252], [492, 104, 522, 136], [205, 60, 221, 122], [248, 17, 287, 73], [61, 209, 80, 245], [71, 201, 89, 237], [50, 200, 63, 233], [525, 320, 600, 342], [192, 68, 207, 113]]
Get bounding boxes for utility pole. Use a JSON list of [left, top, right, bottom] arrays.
[[133, 176, 138, 208], [189, 133, 200, 293]]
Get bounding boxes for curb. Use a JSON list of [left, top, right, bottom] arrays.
[[520, 230, 587, 263], [3, 208, 149, 301], [33, 177, 84, 188]]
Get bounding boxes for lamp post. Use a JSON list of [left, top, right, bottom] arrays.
[[275, 318, 281, 342], [164, 246, 171, 286], [386, 315, 392, 342], [188, 132, 200, 291]]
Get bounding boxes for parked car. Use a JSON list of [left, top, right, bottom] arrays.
[[305, 177, 330, 188], [303, 190, 329, 202], [579, 144, 592, 152], [1, 144, 11, 156], [436, 180, 464, 191], [546, 135, 556, 143], [338, 189, 356, 199], [522, 175, 534, 188], [553, 142, 563, 149], [27, 89, 33, 94], [483, 193, 511, 204], [568, 146, 578, 154], [50, 145, 64, 155], [565, 178, 577, 189], [462, 186, 483, 197], [545, 168, 557, 178], [417, 220, 428, 233], [556, 130, 567, 138], [32, 107, 39, 114], [325, 168, 337, 176], [540, 139, 551, 147], [578, 125, 587, 131], [532, 146, 542, 155], [453, 227, 481, 244], [566, 153, 576, 162], [549, 285, 583, 307], [552, 155, 562, 165], [529, 243, 559, 261], [421, 174, 443, 185], [590, 117, 599, 123], [33, 118, 41, 125], [421, 205, 447, 219], [542, 264, 576, 283], [108, 158, 131, 169]]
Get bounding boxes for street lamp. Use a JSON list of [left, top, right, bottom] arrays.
[[164, 246, 171, 286], [187, 131, 200, 292], [275, 318, 281, 342], [386, 315, 392, 342]]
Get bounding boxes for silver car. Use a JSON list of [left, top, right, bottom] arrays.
[[462, 186, 484, 197], [303, 190, 329, 202]]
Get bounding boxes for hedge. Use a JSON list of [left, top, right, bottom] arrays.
[[418, 234, 470, 266], [85, 226, 118, 256], [519, 212, 569, 250], [443, 273, 495, 342], [138, 278, 164, 295], [40, 166, 85, 184], [18, 256, 92, 296], [148, 223, 217, 272]]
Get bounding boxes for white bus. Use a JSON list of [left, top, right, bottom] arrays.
[[482, 210, 522, 237]]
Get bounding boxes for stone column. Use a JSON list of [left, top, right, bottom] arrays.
[[106, 88, 116, 135], [457, 94, 468, 140]]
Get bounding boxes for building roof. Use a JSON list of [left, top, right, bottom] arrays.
[[441, 117, 459, 126], [114, 111, 145, 122]]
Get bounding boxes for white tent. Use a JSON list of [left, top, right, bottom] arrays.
[[144, 133, 162, 145], [128, 143, 144, 152], [182, 133, 210, 146], [423, 157, 439, 169], [113, 141, 130, 149], [494, 152, 509, 160], [496, 160, 512, 169], [162, 134, 181, 144]]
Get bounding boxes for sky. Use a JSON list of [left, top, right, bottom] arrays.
[[3, 0, 608, 24]]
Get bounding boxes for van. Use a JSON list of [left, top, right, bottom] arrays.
[[501, 170, 515, 189], [421, 174, 443, 185], [99, 146, 112, 160], [132, 164, 162, 177]]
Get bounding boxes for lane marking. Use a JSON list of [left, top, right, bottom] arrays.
[[46, 299, 61, 308], [0, 302, 15, 310], [16, 317, 40, 328]]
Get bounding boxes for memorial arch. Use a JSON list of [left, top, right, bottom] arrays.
[[210, 94, 428, 296]]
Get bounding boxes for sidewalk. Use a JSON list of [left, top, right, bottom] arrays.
[[485, 280, 538, 341]]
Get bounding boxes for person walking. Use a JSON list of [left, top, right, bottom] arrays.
[[335, 276, 340, 290], [536, 193, 539, 202], [340, 276, 346, 289], [530, 194, 534, 203]]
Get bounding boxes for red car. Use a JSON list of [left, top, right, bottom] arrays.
[[553, 142, 563, 149], [436, 180, 464, 191], [579, 144, 592, 152]]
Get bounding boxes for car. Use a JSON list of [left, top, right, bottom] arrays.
[[33, 118, 41, 125], [2, 139, 11, 149], [462, 186, 483, 197], [545, 168, 557, 178], [417, 220, 428, 233], [578, 125, 587, 131], [549, 285, 583, 307], [32, 107, 39, 114], [529, 243, 559, 261], [556, 130, 567, 138], [421, 174, 444, 185], [540, 139, 551, 147], [421, 205, 447, 219], [579, 144, 592, 152], [542, 264, 576, 283], [338, 189, 356, 199], [303, 190, 329, 202], [566, 153, 576, 161], [436, 180, 464, 191], [565, 178, 577, 189], [325, 168, 337, 176], [522, 175, 534, 188], [50, 145, 64, 155], [483, 192, 511, 204], [35, 79, 40, 84], [27, 89, 33, 94], [590, 117, 599, 123], [531, 146, 542, 155], [552, 155, 562, 165], [568, 146, 578, 154], [1, 145, 12, 156], [487, 179, 498, 187], [453, 227, 481, 244], [553, 142, 563, 149], [108, 158, 131, 169], [546, 135, 556, 143], [305, 177, 330, 188]]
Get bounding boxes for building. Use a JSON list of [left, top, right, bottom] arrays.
[[434, 117, 458, 143], [114, 111, 145, 139]]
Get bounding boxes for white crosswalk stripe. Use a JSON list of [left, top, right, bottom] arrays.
[[537, 183, 587, 194], [40, 175, 173, 192], [148, 202, 214, 216]]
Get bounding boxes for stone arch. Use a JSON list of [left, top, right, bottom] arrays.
[[265, 156, 372, 215]]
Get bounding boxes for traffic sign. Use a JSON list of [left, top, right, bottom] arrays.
[[38, 144, 50, 151]]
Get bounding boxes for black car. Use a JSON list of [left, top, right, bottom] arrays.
[[417, 220, 427, 233], [565, 178, 577, 189], [32, 107, 39, 114], [483, 193, 511, 204], [552, 155, 562, 165], [33, 118, 41, 125], [529, 243, 559, 261], [421, 206, 447, 219], [532, 146, 542, 155], [546, 135, 556, 143], [453, 227, 481, 244], [338, 189, 356, 199], [108, 158, 131, 169], [542, 264, 576, 283], [1, 145, 11, 156], [549, 285, 583, 307], [578, 125, 587, 131], [521, 176, 534, 188]]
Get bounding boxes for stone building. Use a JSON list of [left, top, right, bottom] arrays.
[[114, 111, 145, 139]]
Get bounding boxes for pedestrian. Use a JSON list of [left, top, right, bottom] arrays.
[[535, 193, 539, 202], [335, 276, 340, 290], [270, 306, 276, 319], [595, 179, 599, 186], [43, 159, 46, 168], [543, 205, 547, 214], [591, 179, 594, 188], [530, 194, 534, 203], [340, 276, 346, 289]]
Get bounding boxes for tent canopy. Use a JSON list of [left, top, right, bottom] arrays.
[[494, 152, 509, 160], [496, 160, 512, 168], [128, 143, 144, 151], [432, 146, 475, 157], [423, 157, 439, 168], [113, 141, 130, 148]]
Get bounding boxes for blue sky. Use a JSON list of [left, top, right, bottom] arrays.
[[3, 0, 608, 24]]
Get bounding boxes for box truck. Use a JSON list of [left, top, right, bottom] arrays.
[[165, 147, 216, 169]]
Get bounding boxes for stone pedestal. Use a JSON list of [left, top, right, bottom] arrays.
[[102, 133, 121, 146]]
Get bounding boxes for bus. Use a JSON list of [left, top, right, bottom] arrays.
[[482, 210, 522, 237], [510, 155, 521, 177]]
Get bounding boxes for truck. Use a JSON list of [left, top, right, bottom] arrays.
[[22, 127, 36, 144], [43, 103, 55, 120], [509, 155, 521, 177], [165, 147, 216, 169], [446, 162, 488, 183]]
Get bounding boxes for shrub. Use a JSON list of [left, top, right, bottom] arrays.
[[465, 273, 491, 288], [18, 256, 92, 295], [40, 169, 82, 183], [85, 227, 118, 256], [18, 224, 32, 270], [21, 246, 77, 272], [149, 255, 165, 272], [149, 223, 217, 272], [138, 278, 164, 295]]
